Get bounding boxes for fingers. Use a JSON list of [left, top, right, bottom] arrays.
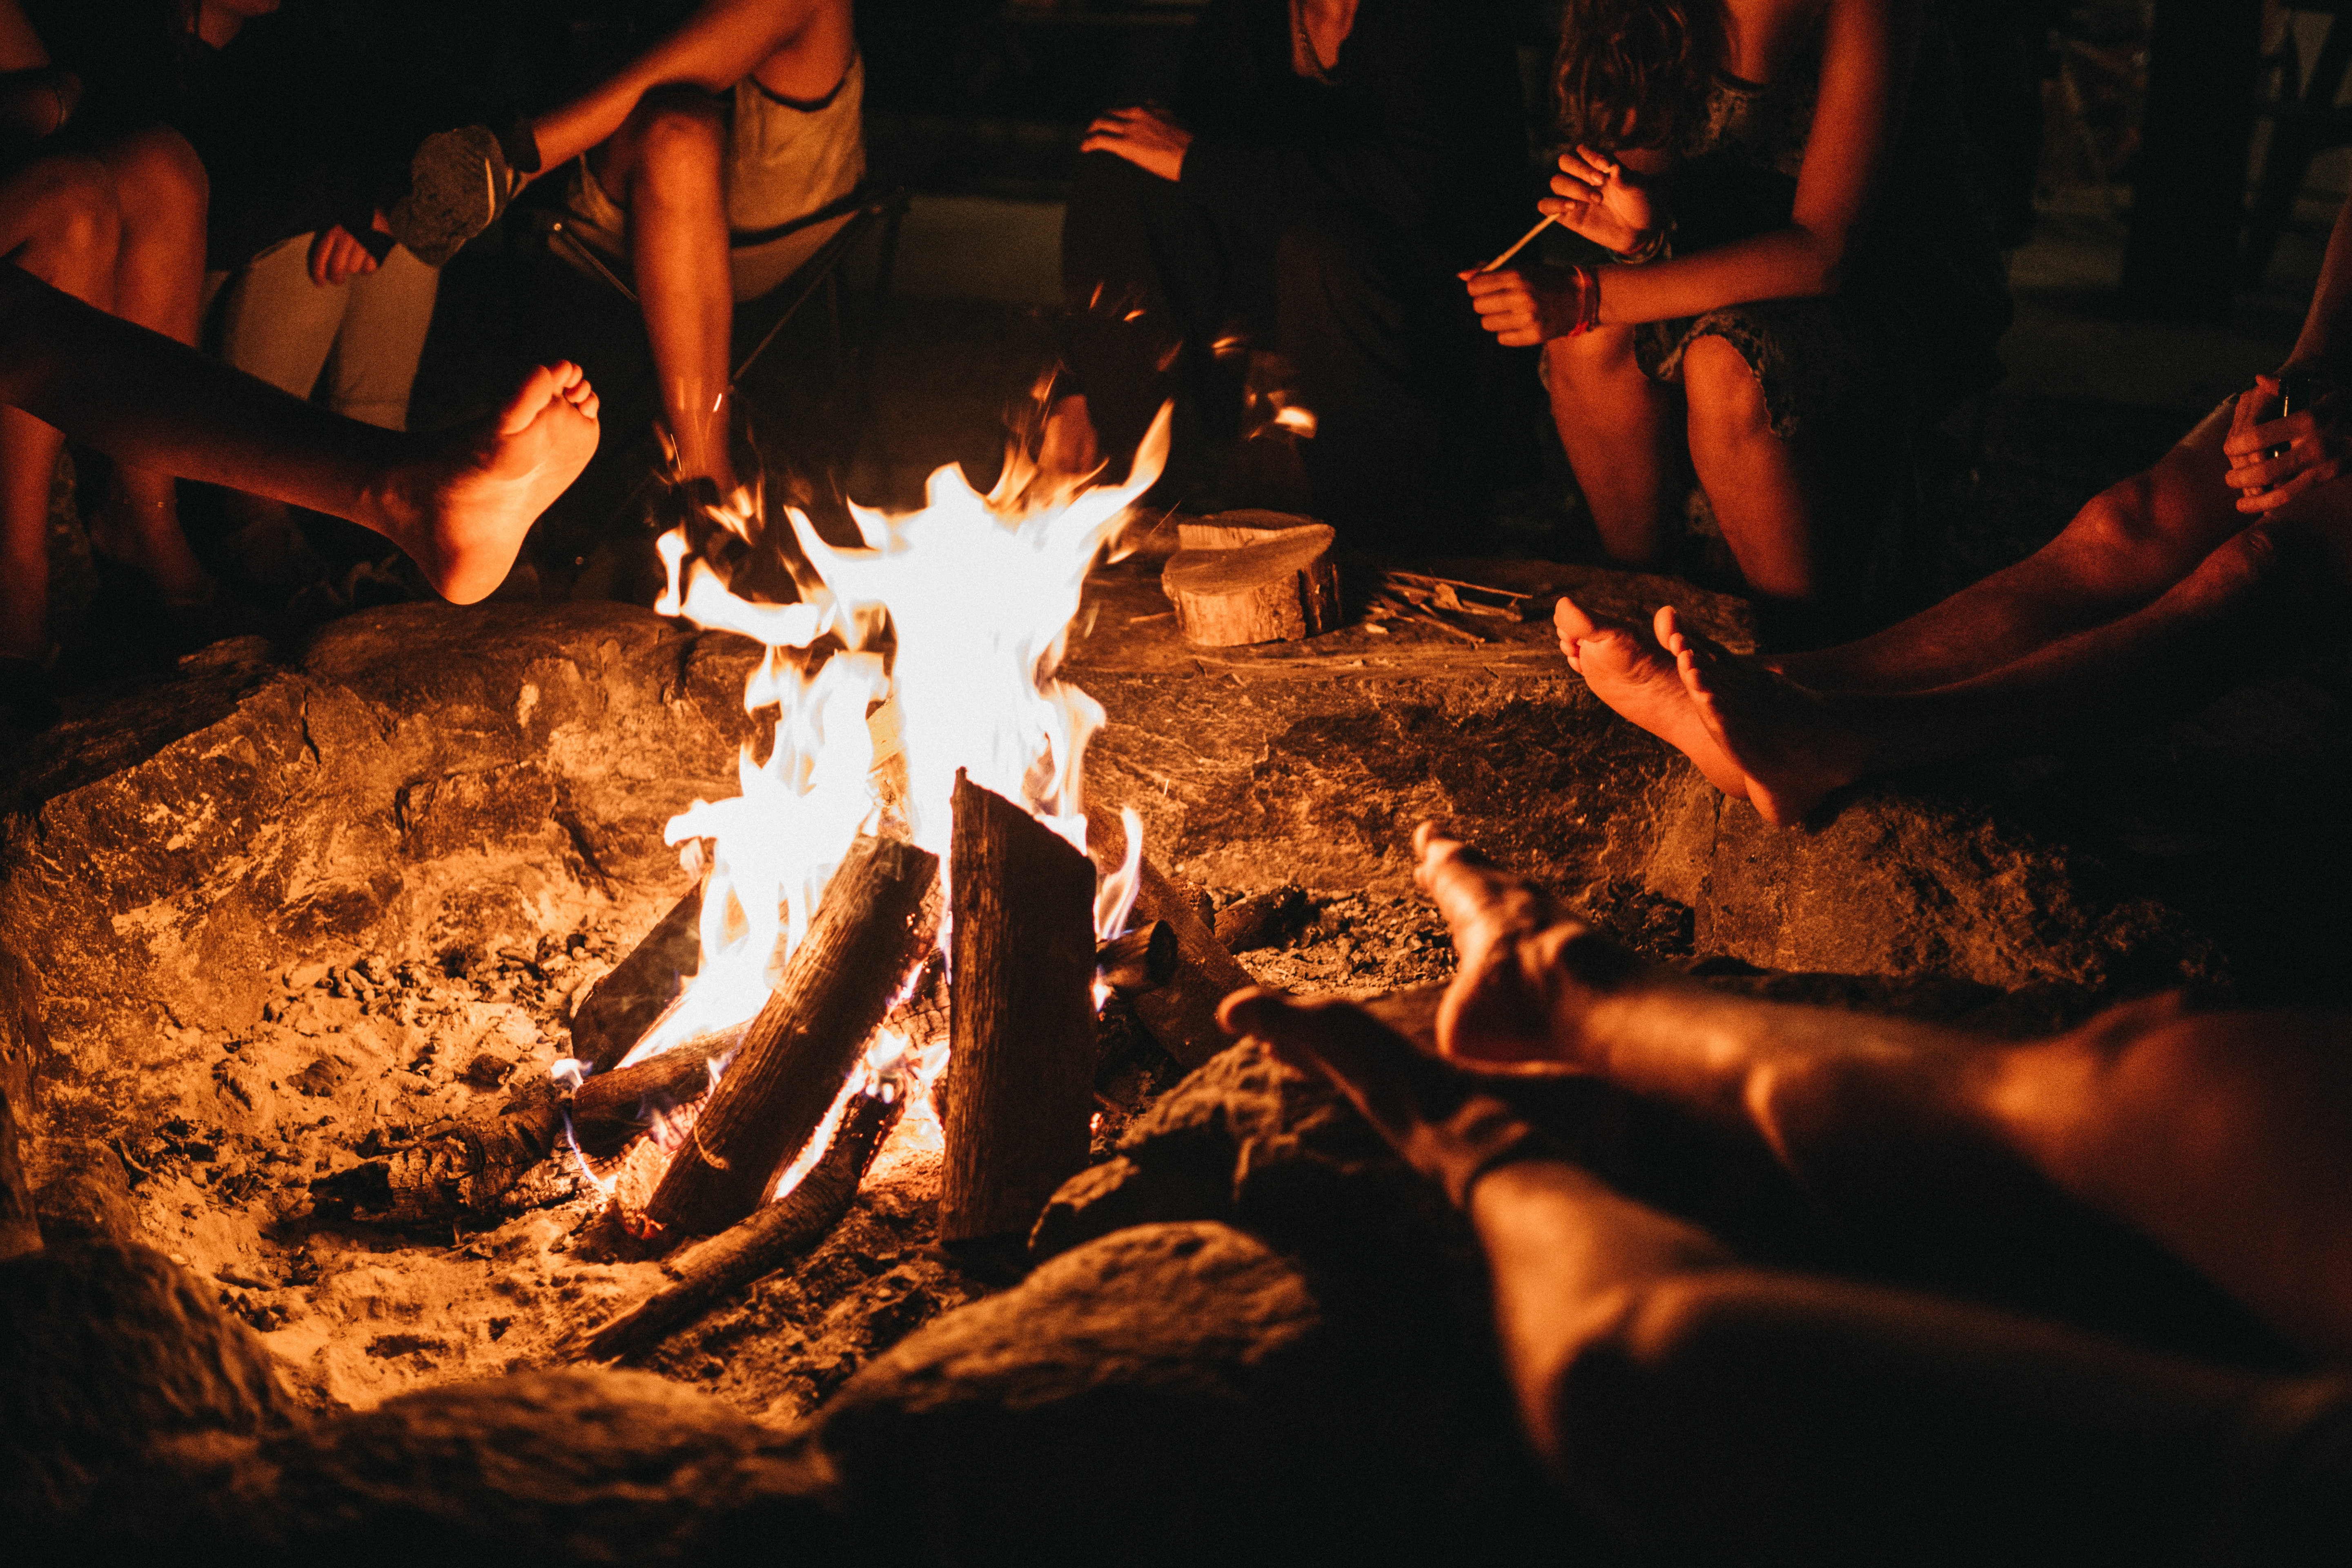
[[2236, 452, 2345, 512]]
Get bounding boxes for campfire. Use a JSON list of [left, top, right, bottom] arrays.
[[300, 401, 1278, 1365]]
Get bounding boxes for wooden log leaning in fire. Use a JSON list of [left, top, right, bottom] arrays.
[[568, 883, 705, 1074], [1162, 518, 1340, 647], [1085, 804, 1256, 1071], [570, 1084, 905, 1363], [1096, 920, 1176, 994], [940, 771, 1100, 1243], [641, 834, 938, 1239]]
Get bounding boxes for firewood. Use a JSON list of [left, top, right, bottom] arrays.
[[642, 835, 938, 1239], [1085, 804, 1257, 1071], [1096, 920, 1177, 993], [940, 773, 1099, 1243], [1214, 885, 1310, 953], [567, 1022, 746, 1156], [1162, 518, 1340, 647], [311, 1079, 566, 1225], [569, 884, 704, 1073], [571, 1087, 904, 1363]]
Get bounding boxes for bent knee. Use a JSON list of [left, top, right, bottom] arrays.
[[1540, 325, 1639, 395], [20, 155, 122, 261], [625, 91, 727, 172], [1679, 333, 1770, 439], [102, 126, 208, 230]]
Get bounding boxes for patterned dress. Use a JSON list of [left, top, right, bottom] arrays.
[[1630, 23, 2011, 445]]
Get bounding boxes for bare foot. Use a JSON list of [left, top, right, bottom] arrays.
[[1662, 607, 1854, 827], [1217, 983, 1550, 1208], [1555, 596, 1749, 797], [1412, 821, 1646, 1075], [381, 361, 599, 604]]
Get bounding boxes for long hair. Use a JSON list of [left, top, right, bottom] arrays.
[[1552, 0, 1724, 153]]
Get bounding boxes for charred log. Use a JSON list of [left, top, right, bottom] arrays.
[[1096, 920, 1177, 994], [1085, 805, 1257, 1071], [642, 835, 938, 1239], [568, 884, 704, 1073], [1214, 885, 1310, 953], [311, 1078, 566, 1225], [569, 1086, 905, 1363], [940, 773, 1099, 1243]]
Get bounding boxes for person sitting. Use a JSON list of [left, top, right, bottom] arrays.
[[0, 262, 597, 641], [1046, 0, 1526, 548], [512, 0, 864, 503], [1223, 822, 2352, 1564], [1550, 192, 2352, 827], [1, 0, 214, 717], [1465, 0, 2008, 637]]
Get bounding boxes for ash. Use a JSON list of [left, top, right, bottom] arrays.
[[78, 878, 1468, 1422]]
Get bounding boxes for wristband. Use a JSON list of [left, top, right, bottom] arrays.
[[1613, 221, 1670, 265], [1565, 264, 1601, 337]]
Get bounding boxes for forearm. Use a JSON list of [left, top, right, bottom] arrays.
[[529, 0, 832, 168], [1595, 227, 1847, 326]]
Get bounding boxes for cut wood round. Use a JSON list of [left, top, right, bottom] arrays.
[[1162, 517, 1339, 647]]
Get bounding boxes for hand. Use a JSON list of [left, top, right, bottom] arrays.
[[2223, 370, 2349, 512], [1461, 263, 1593, 347], [1539, 145, 1656, 255], [309, 212, 394, 287], [1080, 104, 1193, 183], [1412, 822, 1645, 1075]]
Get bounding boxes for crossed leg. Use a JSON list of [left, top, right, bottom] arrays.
[[1558, 400, 2283, 818]]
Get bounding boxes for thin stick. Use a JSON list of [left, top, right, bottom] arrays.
[[1480, 214, 1555, 274]]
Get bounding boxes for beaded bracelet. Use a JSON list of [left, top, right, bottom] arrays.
[[1613, 222, 1671, 266]]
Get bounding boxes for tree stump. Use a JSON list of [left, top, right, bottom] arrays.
[[940, 772, 1099, 1243], [1162, 514, 1340, 647]]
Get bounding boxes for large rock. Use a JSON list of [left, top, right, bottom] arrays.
[[0, 604, 757, 1132], [1070, 560, 2352, 1001]]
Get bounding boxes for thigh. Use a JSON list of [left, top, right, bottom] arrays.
[[207, 234, 345, 401], [318, 245, 441, 430], [0, 151, 115, 262]]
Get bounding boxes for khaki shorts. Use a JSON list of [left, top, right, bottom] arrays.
[[561, 53, 866, 303]]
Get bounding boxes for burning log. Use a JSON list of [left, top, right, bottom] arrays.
[[568, 884, 704, 1073], [1086, 805, 1257, 1071], [312, 1081, 566, 1225], [1096, 920, 1176, 994], [570, 1085, 905, 1363], [1163, 518, 1340, 647], [940, 772, 1098, 1243], [567, 1022, 744, 1157], [641, 834, 938, 1239]]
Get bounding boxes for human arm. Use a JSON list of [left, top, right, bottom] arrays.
[[308, 212, 394, 287], [527, 0, 853, 171], [2224, 195, 2352, 510]]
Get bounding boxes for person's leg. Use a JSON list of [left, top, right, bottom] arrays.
[[1051, 151, 1237, 476], [316, 243, 442, 431], [1539, 327, 1682, 569], [1557, 401, 2259, 794], [593, 87, 738, 492], [0, 263, 599, 604], [0, 154, 119, 664], [1410, 818, 2352, 1361], [1679, 332, 1817, 602], [1223, 984, 2349, 1565], [208, 234, 348, 405], [1665, 476, 2352, 823], [85, 126, 211, 605], [1275, 214, 1474, 548]]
